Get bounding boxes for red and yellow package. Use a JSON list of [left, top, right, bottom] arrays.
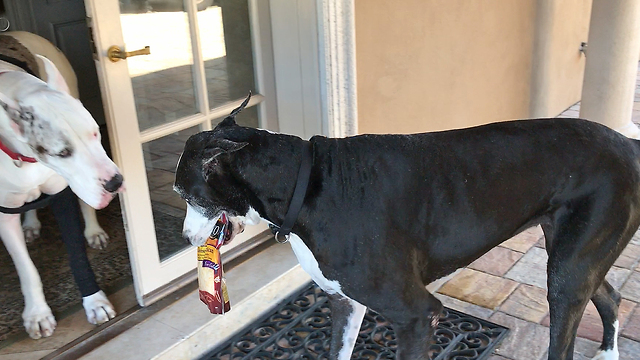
[[197, 213, 231, 314]]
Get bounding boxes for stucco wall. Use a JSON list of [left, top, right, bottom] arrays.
[[355, 0, 592, 134], [531, 0, 592, 118], [546, 1, 591, 115]]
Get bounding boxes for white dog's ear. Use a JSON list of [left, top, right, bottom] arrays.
[[36, 54, 71, 95], [0, 92, 27, 139]]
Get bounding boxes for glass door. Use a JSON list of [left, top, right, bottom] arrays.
[[86, 0, 275, 305]]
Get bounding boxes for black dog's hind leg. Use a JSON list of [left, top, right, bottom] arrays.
[[49, 187, 100, 297], [327, 293, 367, 359], [591, 280, 621, 358], [546, 247, 600, 360], [544, 197, 637, 360]]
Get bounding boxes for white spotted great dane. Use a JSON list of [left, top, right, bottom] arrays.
[[175, 95, 640, 360], [0, 32, 123, 339]]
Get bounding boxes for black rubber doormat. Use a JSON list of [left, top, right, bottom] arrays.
[[202, 283, 509, 360]]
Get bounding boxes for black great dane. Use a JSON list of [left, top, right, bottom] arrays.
[[175, 95, 640, 360]]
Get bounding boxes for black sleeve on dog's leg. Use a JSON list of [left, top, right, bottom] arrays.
[[49, 187, 101, 297]]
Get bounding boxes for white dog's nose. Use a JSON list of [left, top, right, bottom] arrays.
[[104, 173, 123, 193]]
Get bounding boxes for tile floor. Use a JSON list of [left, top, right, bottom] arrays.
[[433, 227, 640, 360]]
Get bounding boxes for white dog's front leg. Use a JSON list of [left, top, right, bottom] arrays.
[[0, 213, 56, 339], [22, 210, 41, 243], [79, 199, 109, 250], [82, 290, 116, 325]]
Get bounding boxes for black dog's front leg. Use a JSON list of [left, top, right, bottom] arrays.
[[327, 293, 367, 359], [49, 187, 100, 297]]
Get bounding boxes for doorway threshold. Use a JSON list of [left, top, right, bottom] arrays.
[[73, 239, 303, 360], [0, 238, 302, 360]]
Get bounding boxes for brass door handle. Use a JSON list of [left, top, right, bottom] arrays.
[[107, 45, 150, 62]]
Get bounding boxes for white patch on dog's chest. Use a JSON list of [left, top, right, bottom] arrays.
[[288, 233, 344, 296], [0, 159, 68, 207]]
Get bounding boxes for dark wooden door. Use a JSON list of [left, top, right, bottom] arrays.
[[9, 0, 106, 125]]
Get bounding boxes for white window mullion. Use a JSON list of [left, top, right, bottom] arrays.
[[249, 0, 279, 131], [185, 0, 210, 124]]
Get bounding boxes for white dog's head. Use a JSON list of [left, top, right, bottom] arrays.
[[0, 55, 123, 209]]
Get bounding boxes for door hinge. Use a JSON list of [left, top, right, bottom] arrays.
[[86, 16, 98, 60]]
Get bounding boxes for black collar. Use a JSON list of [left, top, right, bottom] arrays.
[[270, 140, 314, 243]]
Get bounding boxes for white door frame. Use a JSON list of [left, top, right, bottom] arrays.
[[269, 0, 357, 140], [318, 0, 358, 138], [85, 0, 357, 305]]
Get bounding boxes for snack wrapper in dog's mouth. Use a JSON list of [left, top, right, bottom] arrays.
[[197, 213, 231, 314]]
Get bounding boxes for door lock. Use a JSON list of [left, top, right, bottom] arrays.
[[107, 45, 150, 62]]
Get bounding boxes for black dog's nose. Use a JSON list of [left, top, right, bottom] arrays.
[[104, 173, 123, 193]]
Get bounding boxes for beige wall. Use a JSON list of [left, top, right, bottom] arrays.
[[356, 0, 592, 134], [531, 0, 591, 117]]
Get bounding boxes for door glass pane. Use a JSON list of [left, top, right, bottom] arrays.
[[198, 0, 257, 109], [143, 126, 198, 261], [120, 2, 198, 131]]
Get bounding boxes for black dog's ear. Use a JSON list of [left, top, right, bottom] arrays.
[[202, 139, 248, 175], [217, 91, 252, 128]]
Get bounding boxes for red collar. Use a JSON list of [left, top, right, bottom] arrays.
[[0, 139, 37, 166]]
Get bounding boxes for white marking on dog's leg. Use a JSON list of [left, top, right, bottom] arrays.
[[79, 199, 109, 249], [592, 320, 619, 360], [0, 213, 56, 338], [338, 298, 367, 360], [288, 233, 345, 295], [22, 209, 41, 243], [82, 290, 116, 325], [287, 233, 364, 358]]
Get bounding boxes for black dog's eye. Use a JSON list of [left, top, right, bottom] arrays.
[[57, 148, 72, 158], [203, 158, 219, 178]]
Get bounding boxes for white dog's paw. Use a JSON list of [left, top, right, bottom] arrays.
[[82, 290, 116, 325], [592, 349, 619, 360], [22, 213, 42, 243], [23, 305, 56, 339], [23, 226, 41, 243], [84, 225, 109, 250]]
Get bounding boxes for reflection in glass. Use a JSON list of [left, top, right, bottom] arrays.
[[198, 1, 256, 109], [143, 126, 200, 261], [120, 3, 198, 131]]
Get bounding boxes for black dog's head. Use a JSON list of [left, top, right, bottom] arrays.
[[174, 93, 262, 246]]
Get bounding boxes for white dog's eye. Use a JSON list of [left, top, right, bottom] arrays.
[[57, 148, 72, 158]]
